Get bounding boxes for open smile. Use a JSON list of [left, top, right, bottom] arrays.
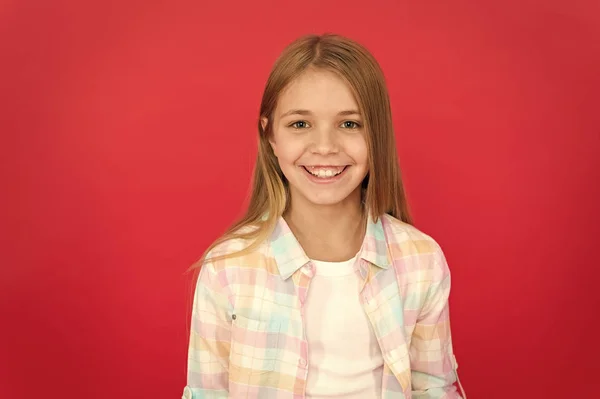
[[300, 165, 349, 183]]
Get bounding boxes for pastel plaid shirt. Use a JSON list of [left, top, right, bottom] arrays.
[[183, 214, 463, 398]]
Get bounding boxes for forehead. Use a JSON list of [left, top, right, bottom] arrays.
[[276, 69, 359, 116]]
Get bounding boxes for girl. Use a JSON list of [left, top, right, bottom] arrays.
[[183, 34, 465, 399]]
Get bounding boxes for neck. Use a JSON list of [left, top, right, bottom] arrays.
[[284, 189, 366, 262]]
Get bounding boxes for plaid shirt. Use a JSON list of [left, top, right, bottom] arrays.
[[183, 214, 463, 398]]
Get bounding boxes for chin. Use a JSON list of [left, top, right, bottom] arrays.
[[307, 197, 348, 207], [298, 188, 361, 208]]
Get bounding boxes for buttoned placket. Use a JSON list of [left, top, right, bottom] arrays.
[[296, 261, 315, 396]]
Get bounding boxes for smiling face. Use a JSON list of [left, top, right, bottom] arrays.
[[265, 68, 369, 210]]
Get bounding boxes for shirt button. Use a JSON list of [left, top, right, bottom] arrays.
[[299, 358, 307, 367]]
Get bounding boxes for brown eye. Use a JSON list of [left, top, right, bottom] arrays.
[[290, 121, 309, 129]]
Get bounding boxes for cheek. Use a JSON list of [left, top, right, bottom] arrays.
[[273, 137, 304, 165], [348, 136, 369, 166]]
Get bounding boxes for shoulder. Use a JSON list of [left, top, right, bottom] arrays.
[[203, 224, 271, 273], [381, 214, 442, 254], [381, 214, 449, 280]]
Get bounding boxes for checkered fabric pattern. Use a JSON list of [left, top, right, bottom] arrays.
[[183, 213, 463, 398]]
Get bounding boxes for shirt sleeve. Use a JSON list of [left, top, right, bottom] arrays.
[[182, 260, 233, 399], [410, 248, 464, 398]]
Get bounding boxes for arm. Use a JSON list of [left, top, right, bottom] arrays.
[[410, 249, 465, 398], [182, 260, 233, 399]]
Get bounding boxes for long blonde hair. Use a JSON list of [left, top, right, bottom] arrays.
[[193, 33, 411, 268]]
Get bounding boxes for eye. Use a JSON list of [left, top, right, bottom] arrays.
[[289, 120, 310, 129], [341, 120, 361, 129]]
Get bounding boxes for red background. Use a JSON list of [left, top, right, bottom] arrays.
[[1, 0, 599, 398]]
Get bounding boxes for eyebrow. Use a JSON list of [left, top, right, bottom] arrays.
[[280, 109, 361, 118]]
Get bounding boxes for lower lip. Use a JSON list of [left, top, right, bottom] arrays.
[[301, 166, 349, 184]]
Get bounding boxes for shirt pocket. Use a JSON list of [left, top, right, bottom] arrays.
[[229, 314, 281, 375]]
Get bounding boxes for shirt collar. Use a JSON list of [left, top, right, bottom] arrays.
[[269, 214, 391, 280]]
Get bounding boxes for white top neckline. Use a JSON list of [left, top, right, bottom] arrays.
[[311, 253, 359, 277]]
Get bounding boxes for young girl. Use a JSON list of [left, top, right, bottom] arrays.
[[183, 34, 465, 399]]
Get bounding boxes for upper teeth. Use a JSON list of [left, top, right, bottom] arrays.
[[305, 166, 345, 178]]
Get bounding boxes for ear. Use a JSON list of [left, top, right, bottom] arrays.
[[262, 117, 277, 155], [260, 117, 268, 132]]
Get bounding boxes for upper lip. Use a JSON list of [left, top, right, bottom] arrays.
[[302, 165, 348, 167]]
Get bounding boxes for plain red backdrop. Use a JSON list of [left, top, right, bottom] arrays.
[[1, 0, 599, 398]]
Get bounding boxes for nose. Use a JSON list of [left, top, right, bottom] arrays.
[[310, 127, 339, 155]]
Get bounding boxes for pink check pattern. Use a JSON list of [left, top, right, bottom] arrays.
[[183, 214, 464, 398]]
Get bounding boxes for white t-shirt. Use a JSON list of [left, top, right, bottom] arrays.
[[304, 254, 384, 398]]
